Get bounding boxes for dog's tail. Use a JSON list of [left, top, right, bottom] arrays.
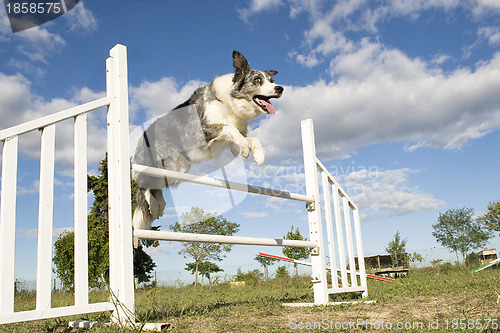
[[132, 188, 166, 230]]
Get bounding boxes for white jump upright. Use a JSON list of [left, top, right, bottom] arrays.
[[302, 120, 367, 299], [0, 44, 368, 328], [106, 44, 135, 325], [302, 119, 329, 304], [0, 44, 134, 326]]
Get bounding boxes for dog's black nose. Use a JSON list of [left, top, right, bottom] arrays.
[[275, 86, 284, 95]]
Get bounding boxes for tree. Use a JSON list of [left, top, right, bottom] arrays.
[[52, 230, 76, 289], [432, 207, 492, 266], [385, 231, 408, 268], [478, 199, 500, 236], [465, 252, 480, 268], [185, 261, 223, 285], [275, 265, 290, 279], [53, 156, 156, 290], [282, 226, 309, 276], [134, 244, 157, 284], [254, 254, 277, 280], [170, 207, 239, 287], [408, 252, 423, 267]]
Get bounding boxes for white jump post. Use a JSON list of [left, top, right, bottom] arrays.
[[301, 122, 368, 300], [301, 119, 329, 304], [106, 44, 135, 325], [0, 44, 134, 327]]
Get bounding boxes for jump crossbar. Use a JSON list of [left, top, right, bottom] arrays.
[[131, 164, 314, 204], [134, 230, 318, 248]]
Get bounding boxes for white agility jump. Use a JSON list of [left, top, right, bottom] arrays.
[[0, 44, 133, 326], [0, 44, 367, 328]]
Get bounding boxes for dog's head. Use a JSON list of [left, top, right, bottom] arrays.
[[231, 51, 284, 115]]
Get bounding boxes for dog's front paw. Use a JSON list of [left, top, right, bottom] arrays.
[[253, 147, 265, 166], [247, 137, 265, 165], [231, 135, 250, 159], [239, 143, 250, 159]]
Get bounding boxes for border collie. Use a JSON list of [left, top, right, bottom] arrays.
[[132, 51, 283, 230]]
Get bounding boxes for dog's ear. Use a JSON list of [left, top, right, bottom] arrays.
[[265, 70, 278, 80], [233, 51, 250, 83]]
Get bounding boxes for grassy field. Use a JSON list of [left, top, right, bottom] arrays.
[[2, 266, 499, 332]]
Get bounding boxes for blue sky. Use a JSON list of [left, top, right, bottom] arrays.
[[1, 0, 500, 283]]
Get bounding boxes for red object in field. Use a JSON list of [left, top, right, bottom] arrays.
[[366, 274, 397, 282], [259, 252, 295, 262], [259, 252, 397, 282]]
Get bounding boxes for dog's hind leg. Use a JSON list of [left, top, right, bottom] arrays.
[[132, 188, 166, 229], [133, 189, 155, 231], [132, 188, 166, 247], [148, 189, 166, 220]]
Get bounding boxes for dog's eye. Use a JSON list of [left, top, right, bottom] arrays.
[[254, 77, 262, 84]]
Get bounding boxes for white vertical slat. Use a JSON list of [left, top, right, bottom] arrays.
[[106, 44, 135, 325], [321, 172, 338, 290], [74, 114, 88, 306], [343, 197, 357, 287], [36, 124, 56, 311], [301, 119, 328, 305], [0, 136, 19, 314], [353, 207, 368, 297], [332, 184, 347, 288]]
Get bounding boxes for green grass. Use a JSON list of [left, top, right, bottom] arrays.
[[2, 267, 499, 332]]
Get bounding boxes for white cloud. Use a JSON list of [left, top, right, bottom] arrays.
[[17, 180, 40, 196], [65, 1, 97, 33], [0, 73, 33, 127], [431, 53, 452, 65], [0, 7, 12, 41], [284, 1, 500, 69], [17, 227, 73, 239], [238, 0, 284, 24], [144, 242, 179, 256], [240, 211, 269, 219], [129, 77, 205, 122], [15, 26, 66, 64], [0, 1, 98, 77], [266, 196, 285, 210], [292, 23, 354, 68], [0, 72, 108, 165], [245, 162, 443, 218], [343, 168, 445, 219], [253, 43, 500, 161], [288, 0, 324, 19], [7, 58, 47, 80], [478, 26, 500, 47], [248, 0, 284, 12], [473, 0, 500, 17], [0, 9, 65, 74]]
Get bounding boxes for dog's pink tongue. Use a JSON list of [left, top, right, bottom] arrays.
[[260, 99, 276, 114]]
